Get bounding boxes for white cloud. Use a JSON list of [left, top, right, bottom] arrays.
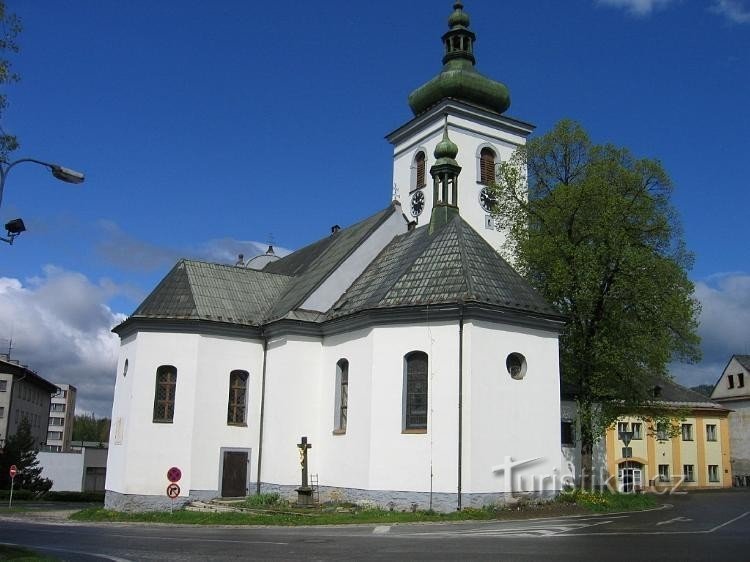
[[0, 267, 127, 417], [711, 0, 750, 23], [596, 0, 676, 16], [672, 273, 750, 388]]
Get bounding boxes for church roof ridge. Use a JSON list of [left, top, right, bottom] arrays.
[[329, 214, 561, 321]]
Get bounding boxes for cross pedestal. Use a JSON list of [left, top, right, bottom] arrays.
[[296, 436, 314, 507]]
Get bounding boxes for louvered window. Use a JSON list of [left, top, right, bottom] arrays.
[[415, 151, 426, 188], [480, 147, 496, 185]]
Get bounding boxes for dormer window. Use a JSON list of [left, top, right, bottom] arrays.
[[479, 147, 496, 185]]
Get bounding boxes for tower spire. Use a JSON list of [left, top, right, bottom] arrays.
[[408, 2, 511, 116], [429, 116, 461, 234]]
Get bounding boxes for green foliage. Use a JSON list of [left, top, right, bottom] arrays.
[[71, 414, 111, 444], [0, 417, 52, 493], [557, 489, 657, 512], [0, 0, 21, 162], [243, 492, 281, 507], [491, 120, 701, 460], [0, 544, 55, 561]]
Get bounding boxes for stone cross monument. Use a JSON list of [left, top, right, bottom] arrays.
[[296, 436, 314, 506]]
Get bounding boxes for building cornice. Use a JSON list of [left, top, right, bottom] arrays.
[[386, 99, 535, 148]]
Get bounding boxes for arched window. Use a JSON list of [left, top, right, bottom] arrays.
[[404, 352, 428, 431], [334, 359, 349, 432], [227, 370, 249, 425], [415, 151, 426, 189], [153, 365, 177, 423], [480, 147, 496, 185]]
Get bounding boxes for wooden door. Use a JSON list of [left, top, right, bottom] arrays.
[[221, 451, 248, 498]]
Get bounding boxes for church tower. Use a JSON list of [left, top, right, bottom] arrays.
[[387, 1, 534, 250]]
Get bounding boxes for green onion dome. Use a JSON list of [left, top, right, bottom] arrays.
[[408, 2, 510, 116]]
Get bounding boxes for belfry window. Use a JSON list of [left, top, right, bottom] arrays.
[[480, 147, 496, 185], [404, 352, 428, 431], [334, 359, 349, 433], [153, 365, 177, 423], [227, 370, 249, 425], [415, 151, 426, 189]]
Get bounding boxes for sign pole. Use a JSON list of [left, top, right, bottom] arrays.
[[8, 465, 17, 509]]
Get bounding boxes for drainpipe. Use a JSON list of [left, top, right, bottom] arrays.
[[256, 331, 269, 495], [457, 303, 464, 511]]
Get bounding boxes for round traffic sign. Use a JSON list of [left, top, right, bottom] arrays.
[[167, 466, 182, 483], [9, 465, 17, 478], [166, 483, 181, 499]]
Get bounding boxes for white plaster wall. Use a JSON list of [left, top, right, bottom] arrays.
[[38, 451, 85, 491], [392, 111, 527, 253], [727, 401, 750, 473], [106, 332, 201, 498], [711, 358, 750, 400], [301, 210, 408, 312], [367, 321, 460, 494], [316, 328, 375, 490], [107, 332, 264, 499], [260, 336, 324, 487], [190, 335, 265, 492], [464, 320, 561, 494]]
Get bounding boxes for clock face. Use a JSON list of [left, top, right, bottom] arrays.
[[479, 187, 497, 213], [411, 190, 425, 217]]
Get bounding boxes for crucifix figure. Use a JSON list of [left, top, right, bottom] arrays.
[[297, 436, 312, 487], [295, 436, 314, 506]]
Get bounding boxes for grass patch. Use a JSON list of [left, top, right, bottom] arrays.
[[0, 544, 56, 560], [70, 491, 657, 526], [558, 489, 658, 512]]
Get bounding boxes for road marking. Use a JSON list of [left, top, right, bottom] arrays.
[[656, 517, 693, 526], [0, 542, 132, 562], [397, 519, 616, 539], [707, 511, 750, 533], [373, 526, 391, 534]]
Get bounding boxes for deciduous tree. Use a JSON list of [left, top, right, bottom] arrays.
[[491, 120, 701, 486]]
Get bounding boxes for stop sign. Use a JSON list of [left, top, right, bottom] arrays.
[[9, 465, 17, 478]]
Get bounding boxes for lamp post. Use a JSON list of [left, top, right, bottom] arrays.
[[0, 157, 85, 245]]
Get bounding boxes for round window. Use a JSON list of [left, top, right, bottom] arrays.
[[506, 353, 527, 380]]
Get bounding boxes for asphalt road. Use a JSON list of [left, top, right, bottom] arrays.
[[1, 490, 749, 561]]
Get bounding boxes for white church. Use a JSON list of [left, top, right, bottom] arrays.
[[105, 2, 566, 512]]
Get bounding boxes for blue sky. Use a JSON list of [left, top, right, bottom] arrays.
[[1, 0, 749, 415]]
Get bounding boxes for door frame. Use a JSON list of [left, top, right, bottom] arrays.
[[218, 447, 251, 498]]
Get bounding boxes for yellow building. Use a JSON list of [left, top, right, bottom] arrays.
[[604, 380, 732, 492]]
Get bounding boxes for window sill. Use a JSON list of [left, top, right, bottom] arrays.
[[332, 429, 346, 436], [402, 428, 427, 434], [228, 422, 247, 428], [152, 420, 174, 424]]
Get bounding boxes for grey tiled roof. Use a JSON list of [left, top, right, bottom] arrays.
[[734, 355, 750, 371], [262, 204, 398, 321], [652, 377, 727, 409], [133, 260, 291, 326], [330, 214, 557, 318]]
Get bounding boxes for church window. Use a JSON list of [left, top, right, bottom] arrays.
[[415, 151, 426, 189], [480, 147, 496, 185], [506, 353, 527, 380], [404, 352, 428, 431], [152, 365, 177, 423], [227, 370, 249, 426], [334, 359, 349, 433]]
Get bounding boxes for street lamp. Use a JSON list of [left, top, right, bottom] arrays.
[[0, 157, 85, 245]]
